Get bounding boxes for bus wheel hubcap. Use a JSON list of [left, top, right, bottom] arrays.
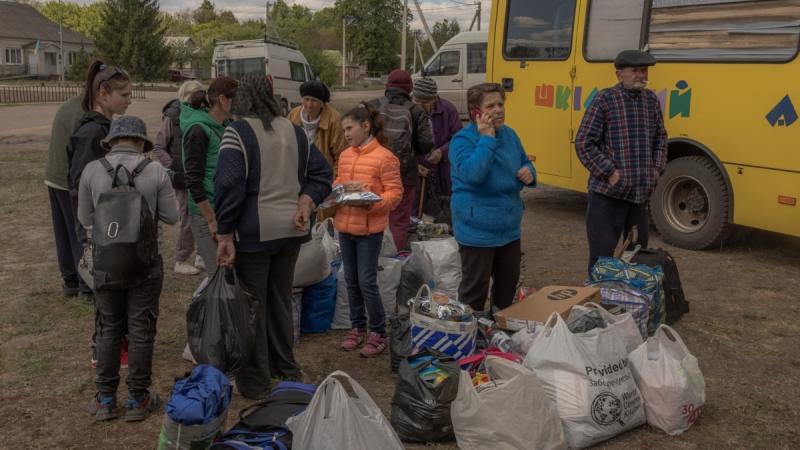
[[663, 175, 709, 233]]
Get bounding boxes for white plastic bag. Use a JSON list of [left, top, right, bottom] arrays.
[[510, 323, 542, 357], [629, 325, 705, 435], [381, 227, 397, 257], [332, 257, 403, 329], [452, 357, 567, 450], [524, 313, 646, 449], [572, 302, 643, 354], [317, 218, 339, 262], [411, 238, 461, 298], [287, 371, 403, 450], [293, 222, 332, 287]]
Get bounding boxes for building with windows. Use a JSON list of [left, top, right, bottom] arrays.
[[0, 1, 94, 79]]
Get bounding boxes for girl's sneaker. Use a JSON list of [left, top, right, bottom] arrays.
[[124, 390, 160, 422], [359, 332, 387, 358], [88, 392, 118, 422], [341, 328, 366, 351]]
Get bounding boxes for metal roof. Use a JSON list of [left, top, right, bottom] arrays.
[[0, 1, 91, 45]]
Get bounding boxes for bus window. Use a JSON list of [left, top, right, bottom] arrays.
[[290, 61, 306, 81], [426, 51, 461, 76], [584, 0, 647, 60], [216, 60, 227, 76], [503, 0, 577, 60], [647, 0, 800, 61], [467, 43, 487, 73]]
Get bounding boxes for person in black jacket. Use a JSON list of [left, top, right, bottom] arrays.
[[215, 72, 333, 398], [67, 59, 133, 368], [368, 70, 433, 251]]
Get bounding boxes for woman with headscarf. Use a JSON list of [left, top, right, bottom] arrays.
[[214, 73, 333, 398]]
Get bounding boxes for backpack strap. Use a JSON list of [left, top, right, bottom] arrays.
[[99, 157, 115, 178], [132, 159, 151, 178]]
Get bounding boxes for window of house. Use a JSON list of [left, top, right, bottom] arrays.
[[585, 0, 647, 60], [290, 61, 306, 82], [68, 52, 78, 65], [467, 43, 487, 73], [646, 0, 800, 61], [5, 48, 23, 65], [45, 52, 57, 66], [426, 50, 461, 76], [503, 0, 577, 60]]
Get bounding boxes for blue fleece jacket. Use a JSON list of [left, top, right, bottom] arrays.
[[450, 123, 536, 247]]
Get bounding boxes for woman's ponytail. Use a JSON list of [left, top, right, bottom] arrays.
[[81, 59, 104, 112], [342, 102, 386, 145]]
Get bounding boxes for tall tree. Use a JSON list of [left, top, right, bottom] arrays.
[[431, 18, 461, 47], [38, 1, 105, 40], [335, 0, 410, 74], [192, 0, 217, 25], [95, 0, 171, 81]]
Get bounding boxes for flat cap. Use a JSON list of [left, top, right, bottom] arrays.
[[614, 50, 656, 69]]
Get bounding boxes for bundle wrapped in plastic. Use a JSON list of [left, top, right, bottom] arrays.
[[319, 184, 382, 209], [411, 290, 473, 322]]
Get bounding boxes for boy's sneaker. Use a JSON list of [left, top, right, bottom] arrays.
[[341, 328, 366, 351], [174, 261, 201, 275], [359, 332, 387, 358], [194, 255, 206, 271], [124, 390, 160, 422], [88, 393, 118, 421], [120, 337, 129, 369]]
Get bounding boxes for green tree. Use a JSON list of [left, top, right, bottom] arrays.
[[192, 0, 217, 25], [38, 1, 105, 40], [217, 10, 237, 25], [335, 0, 410, 73], [95, 0, 171, 81], [67, 46, 92, 81], [432, 18, 460, 47]]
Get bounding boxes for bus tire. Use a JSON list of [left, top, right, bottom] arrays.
[[651, 155, 730, 250], [281, 99, 289, 117]]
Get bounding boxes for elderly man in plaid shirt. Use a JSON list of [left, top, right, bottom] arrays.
[[576, 49, 668, 274]]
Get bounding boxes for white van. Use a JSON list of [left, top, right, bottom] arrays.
[[212, 36, 315, 115], [416, 31, 488, 118]]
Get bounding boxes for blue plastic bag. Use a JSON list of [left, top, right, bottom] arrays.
[[166, 364, 232, 425], [301, 261, 339, 333]]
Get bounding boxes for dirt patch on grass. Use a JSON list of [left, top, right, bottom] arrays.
[[1, 128, 798, 449]]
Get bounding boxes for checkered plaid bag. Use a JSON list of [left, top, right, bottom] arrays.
[[590, 257, 665, 335]]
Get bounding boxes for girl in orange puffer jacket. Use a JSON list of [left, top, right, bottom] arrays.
[[335, 103, 403, 357]]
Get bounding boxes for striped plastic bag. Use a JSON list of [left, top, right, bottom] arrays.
[[590, 257, 665, 334], [410, 286, 477, 359]]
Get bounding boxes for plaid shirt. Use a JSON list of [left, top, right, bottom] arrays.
[[576, 83, 668, 204]]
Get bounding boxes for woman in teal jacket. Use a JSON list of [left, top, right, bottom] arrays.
[[449, 82, 536, 312]]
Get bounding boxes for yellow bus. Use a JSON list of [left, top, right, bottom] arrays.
[[488, 0, 800, 249]]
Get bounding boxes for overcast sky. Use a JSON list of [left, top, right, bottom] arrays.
[[71, 0, 492, 32]]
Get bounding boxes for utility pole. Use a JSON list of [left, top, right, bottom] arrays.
[[477, 1, 481, 31], [401, 0, 408, 71], [265, 1, 272, 36], [59, 0, 64, 83], [342, 18, 346, 87], [412, 0, 437, 53]]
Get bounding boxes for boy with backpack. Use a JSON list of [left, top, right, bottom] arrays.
[[77, 116, 178, 421], [368, 70, 433, 252]]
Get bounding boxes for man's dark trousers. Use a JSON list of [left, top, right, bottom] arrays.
[[94, 259, 163, 396], [234, 243, 302, 399], [586, 192, 649, 274], [48, 187, 90, 294]]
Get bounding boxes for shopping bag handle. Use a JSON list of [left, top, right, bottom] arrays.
[[656, 324, 690, 354], [411, 284, 432, 307]]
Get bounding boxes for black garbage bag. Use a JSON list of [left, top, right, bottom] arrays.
[[390, 349, 460, 442], [390, 311, 411, 373], [187, 268, 258, 374]]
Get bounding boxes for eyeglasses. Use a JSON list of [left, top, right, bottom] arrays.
[[94, 64, 130, 89]]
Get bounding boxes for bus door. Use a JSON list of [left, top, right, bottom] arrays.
[[492, 0, 580, 179]]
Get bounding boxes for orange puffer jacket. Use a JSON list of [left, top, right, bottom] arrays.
[[334, 138, 404, 236]]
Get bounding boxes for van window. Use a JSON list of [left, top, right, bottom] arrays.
[[467, 43, 487, 73], [216, 60, 227, 76], [426, 50, 461, 76], [227, 58, 265, 80], [305, 64, 314, 81], [503, 0, 577, 60], [585, 0, 646, 61], [647, 0, 800, 61], [290, 61, 306, 81]]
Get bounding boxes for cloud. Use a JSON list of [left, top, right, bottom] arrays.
[[512, 15, 550, 28]]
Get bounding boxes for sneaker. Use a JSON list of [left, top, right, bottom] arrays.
[[194, 255, 206, 271], [341, 328, 366, 351], [123, 390, 160, 422], [120, 337, 129, 370], [88, 393, 118, 421], [174, 261, 201, 275], [359, 332, 387, 358]]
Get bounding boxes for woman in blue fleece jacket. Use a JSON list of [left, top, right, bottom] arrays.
[[450, 82, 536, 312]]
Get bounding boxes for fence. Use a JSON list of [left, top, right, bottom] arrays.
[[0, 84, 146, 104]]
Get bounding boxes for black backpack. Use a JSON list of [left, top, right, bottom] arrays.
[[631, 248, 689, 324], [92, 158, 158, 290], [375, 96, 416, 173]]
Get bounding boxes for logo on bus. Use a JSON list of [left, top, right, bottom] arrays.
[[766, 95, 797, 127], [533, 80, 692, 119]]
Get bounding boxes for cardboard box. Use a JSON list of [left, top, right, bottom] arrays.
[[495, 286, 600, 331]]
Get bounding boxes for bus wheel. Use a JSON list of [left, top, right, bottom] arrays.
[[281, 99, 289, 117], [651, 155, 730, 250]]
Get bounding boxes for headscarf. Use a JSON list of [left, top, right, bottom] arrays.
[[230, 72, 282, 130]]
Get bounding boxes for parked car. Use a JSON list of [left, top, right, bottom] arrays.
[[212, 36, 315, 116], [167, 69, 195, 82]]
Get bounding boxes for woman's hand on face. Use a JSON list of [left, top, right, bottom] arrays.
[[517, 166, 534, 185], [216, 234, 236, 267], [477, 111, 496, 137]]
